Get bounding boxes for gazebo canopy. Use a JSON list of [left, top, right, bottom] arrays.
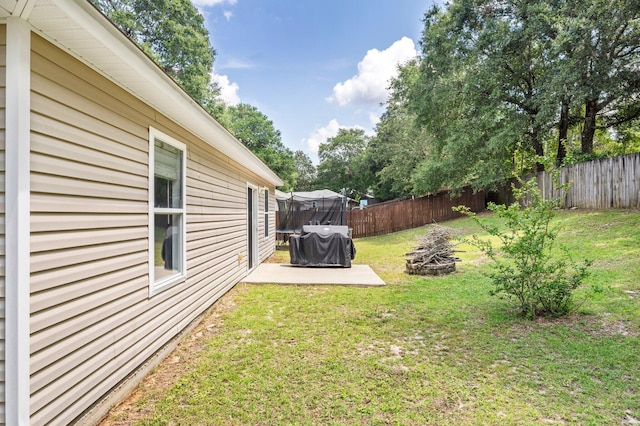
[[276, 189, 347, 231]]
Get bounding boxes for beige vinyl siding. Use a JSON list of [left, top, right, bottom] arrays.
[[266, 189, 277, 260], [29, 34, 150, 425], [29, 33, 275, 425], [258, 188, 276, 263], [0, 24, 6, 426]]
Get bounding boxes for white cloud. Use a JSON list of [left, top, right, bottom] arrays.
[[303, 119, 341, 158], [191, 0, 236, 7], [223, 10, 233, 21], [217, 58, 255, 70], [301, 119, 366, 163], [368, 112, 381, 128], [211, 72, 240, 105], [327, 37, 417, 106]]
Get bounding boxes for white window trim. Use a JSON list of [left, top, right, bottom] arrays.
[[264, 188, 270, 240], [148, 127, 187, 297], [247, 182, 259, 270]]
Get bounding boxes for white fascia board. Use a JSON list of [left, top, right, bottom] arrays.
[[44, 0, 283, 186], [5, 16, 32, 426]]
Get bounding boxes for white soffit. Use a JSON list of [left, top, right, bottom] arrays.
[[0, 0, 16, 17], [22, 0, 284, 186]]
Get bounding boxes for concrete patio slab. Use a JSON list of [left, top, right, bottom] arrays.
[[242, 263, 386, 287]]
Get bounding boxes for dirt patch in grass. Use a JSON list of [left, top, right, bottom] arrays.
[[592, 318, 639, 337], [506, 313, 639, 338], [99, 288, 242, 425]]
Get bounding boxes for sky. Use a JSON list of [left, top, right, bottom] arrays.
[[192, 0, 439, 163]]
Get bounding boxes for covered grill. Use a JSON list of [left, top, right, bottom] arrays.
[[289, 225, 356, 267]]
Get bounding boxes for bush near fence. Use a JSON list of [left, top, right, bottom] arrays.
[[347, 187, 485, 238]]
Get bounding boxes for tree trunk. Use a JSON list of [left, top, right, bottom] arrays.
[[581, 99, 597, 154], [556, 100, 569, 166], [532, 123, 545, 172]]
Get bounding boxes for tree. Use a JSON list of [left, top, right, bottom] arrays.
[[293, 150, 317, 192], [366, 60, 431, 201], [367, 109, 428, 201], [613, 121, 640, 155], [427, 1, 556, 164], [460, 1, 559, 172], [316, 128, 372, 200], [407, 0, 640, 194], [408, 2, 530, 194], [227, 104, 296, 190], [91, 0, 224, 117], [551, 0, 640, 155]]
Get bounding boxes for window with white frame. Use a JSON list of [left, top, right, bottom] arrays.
[[264, 188, 269, 238], [149, 128, 186, 295]]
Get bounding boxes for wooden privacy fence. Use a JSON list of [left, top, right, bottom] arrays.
[[347, 188, 485, 238], [536, 152, 640, 209], [276, 153, 637, 242]]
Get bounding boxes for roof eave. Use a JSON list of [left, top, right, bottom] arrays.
[[22, 0, 284, 187]]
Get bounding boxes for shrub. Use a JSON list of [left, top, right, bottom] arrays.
[[454, 174, 591, 319]]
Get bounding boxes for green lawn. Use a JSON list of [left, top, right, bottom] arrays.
[[121, 210, 640, 425]]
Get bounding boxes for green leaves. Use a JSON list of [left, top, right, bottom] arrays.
[[227, 104, 297, 191], [367, 62, 431, 201], [399, 0, 640, 195], [292, 151, 317, 192], [92, 0, 222, 113], [455, 170, 592, 319], [316, 128, 373, 200]]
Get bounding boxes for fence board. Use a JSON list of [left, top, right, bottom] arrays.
[[347, 187, 485, 238], [276, 154, 637, 242], [536, 153, 640, 209]]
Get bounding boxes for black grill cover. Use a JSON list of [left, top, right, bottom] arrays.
[[289, 226, 356, 267]]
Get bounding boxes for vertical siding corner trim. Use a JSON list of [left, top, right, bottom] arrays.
[[5, 17, 31, 426]]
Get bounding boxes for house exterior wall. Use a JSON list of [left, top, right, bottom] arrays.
[[29, 33, 276, 425], [260, 187, 277, 262], [0, 24, 6, 426]]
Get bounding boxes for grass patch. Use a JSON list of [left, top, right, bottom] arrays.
[[107, 209, 640, 425]]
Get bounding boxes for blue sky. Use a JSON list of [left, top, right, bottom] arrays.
[[193, 0, 438, 163]]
